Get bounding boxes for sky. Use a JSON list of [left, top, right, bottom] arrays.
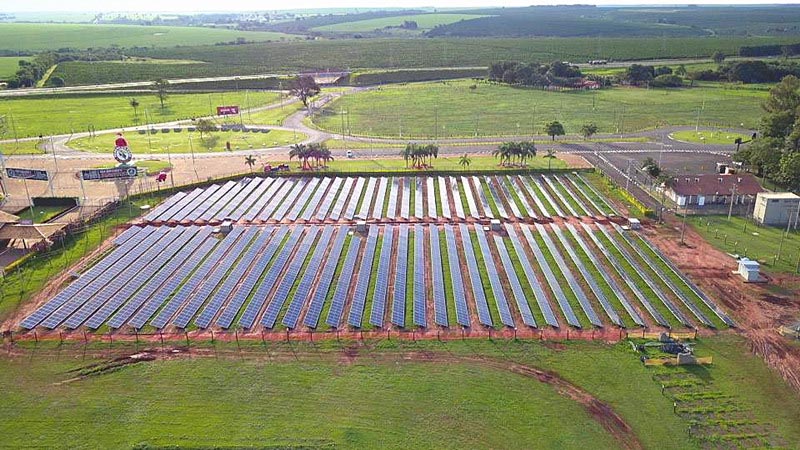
[[4, 0, 800, 13]]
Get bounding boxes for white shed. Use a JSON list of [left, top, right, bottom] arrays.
[[738, 258, 760, 282]]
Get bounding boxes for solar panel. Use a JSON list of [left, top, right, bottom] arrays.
[[539, 176, 573, 218], [257, 179, 296, 220], [369, 226, 394, 327], [528, 176, 563, 218], [492, 234, 536, 328], [216, 226, 291, 329], [343, 177, 366, 220], [426, 177, 436, 218], [400, 177, 411, 219], [460, 176, 480, 219], [261, 227, 320, 328], [413, 225, 427, 327], [181, 182, 227, 222], [443, 225, 469, 326], [317, 177, 344, 220], [506, 176, 537, 219], [551, 224, 621, 326], [347, 225, 379, 327], [458, 224, 492, 326], [438, 177, 451, 219], [471, 176, 494, 219], [303, 226, 349, 328], [391, 225, 409, 327], [495, 176, 522, 218], [85, 227, 210, 329], [170, 227, 260, 328], [534, 223, 601, 327], [428, 225, 447, 326], [125, 229, 234, 329], [38, 227, 170, 329], [355, 177, 377, 220], [450, 177, 465, 220], [147, 226, 248, 328], [414, 178, 424, 219], [329, 177, 355, 220], [561, 175, 600, 217], [551, 175, 588, 217], [109, 229, 214, 329], [238, 226, 306, 328], [145, 192, 186, 222], [385, 177, 399, 219], [63, 226, 194, 329], [243, 178, 285, 221], [113, 225, 145, 246], [325, 236, 362, 328], [200, 180, 243, 221], [484, 176, 508, 219], [285, 177, 322, 221], [231, 178, 274, 221], [519, 225, 581, 328], [579, 223, 668, 327], [158, 188, 203, 222], [217, 178, 263, 220], [271, 179, 310, 221], [281, 225, 335, 329], [575, 173, 618, 216], [194, 227, 276, 328], [370, 178, 388, 219], [473, 225, 514, 327], [301, 177, 332, 221], [503, 225, 558, 327]]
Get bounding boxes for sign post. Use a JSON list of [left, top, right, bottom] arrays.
[[6, 168, 49, 221]]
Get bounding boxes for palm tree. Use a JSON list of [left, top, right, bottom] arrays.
[[129, 98, 140, 122], [519, 141, 537, 166], [401, 144, 413, 168], [289, 143, 310, 170], [245, 155, 256, 172], [580, 123, 598, 141], [459, 153, 471, 170], [545, 148, 556, 171]]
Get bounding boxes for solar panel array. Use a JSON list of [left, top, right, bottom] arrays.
[[24, 172, 729, 334]]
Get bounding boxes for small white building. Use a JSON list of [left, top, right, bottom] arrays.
[[753, 192, 800, 228], [738, 258, 760, 282]]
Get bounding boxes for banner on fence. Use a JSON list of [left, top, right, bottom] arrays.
[[216, 105, 240, 116], [5, 168, 49, 181], [80, 166, 138, 181]]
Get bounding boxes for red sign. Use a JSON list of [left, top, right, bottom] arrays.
[[216, 105, 240, 116]]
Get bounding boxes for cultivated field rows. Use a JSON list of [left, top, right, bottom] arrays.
[[20, 218, 731, 333]]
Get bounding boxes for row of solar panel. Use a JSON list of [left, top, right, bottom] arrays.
[[144, 174, 615, 224], [23, 220, 719, 332]]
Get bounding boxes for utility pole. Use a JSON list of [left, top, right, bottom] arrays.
[[727, 183, 738, 221], [777, 206, 797, 262], [680, 201, 689, 245]]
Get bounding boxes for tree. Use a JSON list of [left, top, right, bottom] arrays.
[[675, 65, 688, 77], [580, 123, 598, 140], [244, 155, 256, 172], [641, 157, 661, 178], [519, 141, 537, 166], [289, 143, 311, 170], [129, 98, 140, 122], [289, 75, 320, 110], [195, 118, 216, 139], [623, 64, 655, 86], [459, 153, 471, 170], [545, 147, 556, 171], [153, 79, 169, 109], [712, 50, 725, 65], [545, 121, 565, 141]]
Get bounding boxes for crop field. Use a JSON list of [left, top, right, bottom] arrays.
[[313, 14, 492, 32], [69, 128, 306, 154], [0, 23, 296, 52], [313, 80, 767, 138], [19, 174, 734, 334], [0, 56, 30, 80], [688, 215, 800, 274], [0, 91, 281, 139], [55, 36, 799, 86]]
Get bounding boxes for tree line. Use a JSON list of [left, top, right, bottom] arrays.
[[487, 61, 588, 89]]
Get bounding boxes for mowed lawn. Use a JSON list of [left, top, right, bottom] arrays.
[[2, 335, 798, 448], [0, 23, 295, 52], [313, 13, 492, 32], [314, 80, 767, 138], [70, 129, 306, 154], [689, 215, 800, 274], [0, 91, 282, 139]]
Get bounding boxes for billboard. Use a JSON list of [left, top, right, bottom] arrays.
[[216, 105, 240, 116], [80, 166, 139, 181], [6, 168, 49, 181]]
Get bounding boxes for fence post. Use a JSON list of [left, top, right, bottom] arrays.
[[184, 331, 189, 347]]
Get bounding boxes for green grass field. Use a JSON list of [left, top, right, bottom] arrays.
[[670, 130, 751, 145], [313, 13, 491, 32], [0, 91, 281, 139], [688, 215, 800, 274], [0, 56, 30, 80], [69, 129, 306, 154], [314, 80, 767, 138], [1, 335, 798, 448], [0, 23, 296, 52], [290, 154, 568, 173], [13, 205, 73, 223]]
